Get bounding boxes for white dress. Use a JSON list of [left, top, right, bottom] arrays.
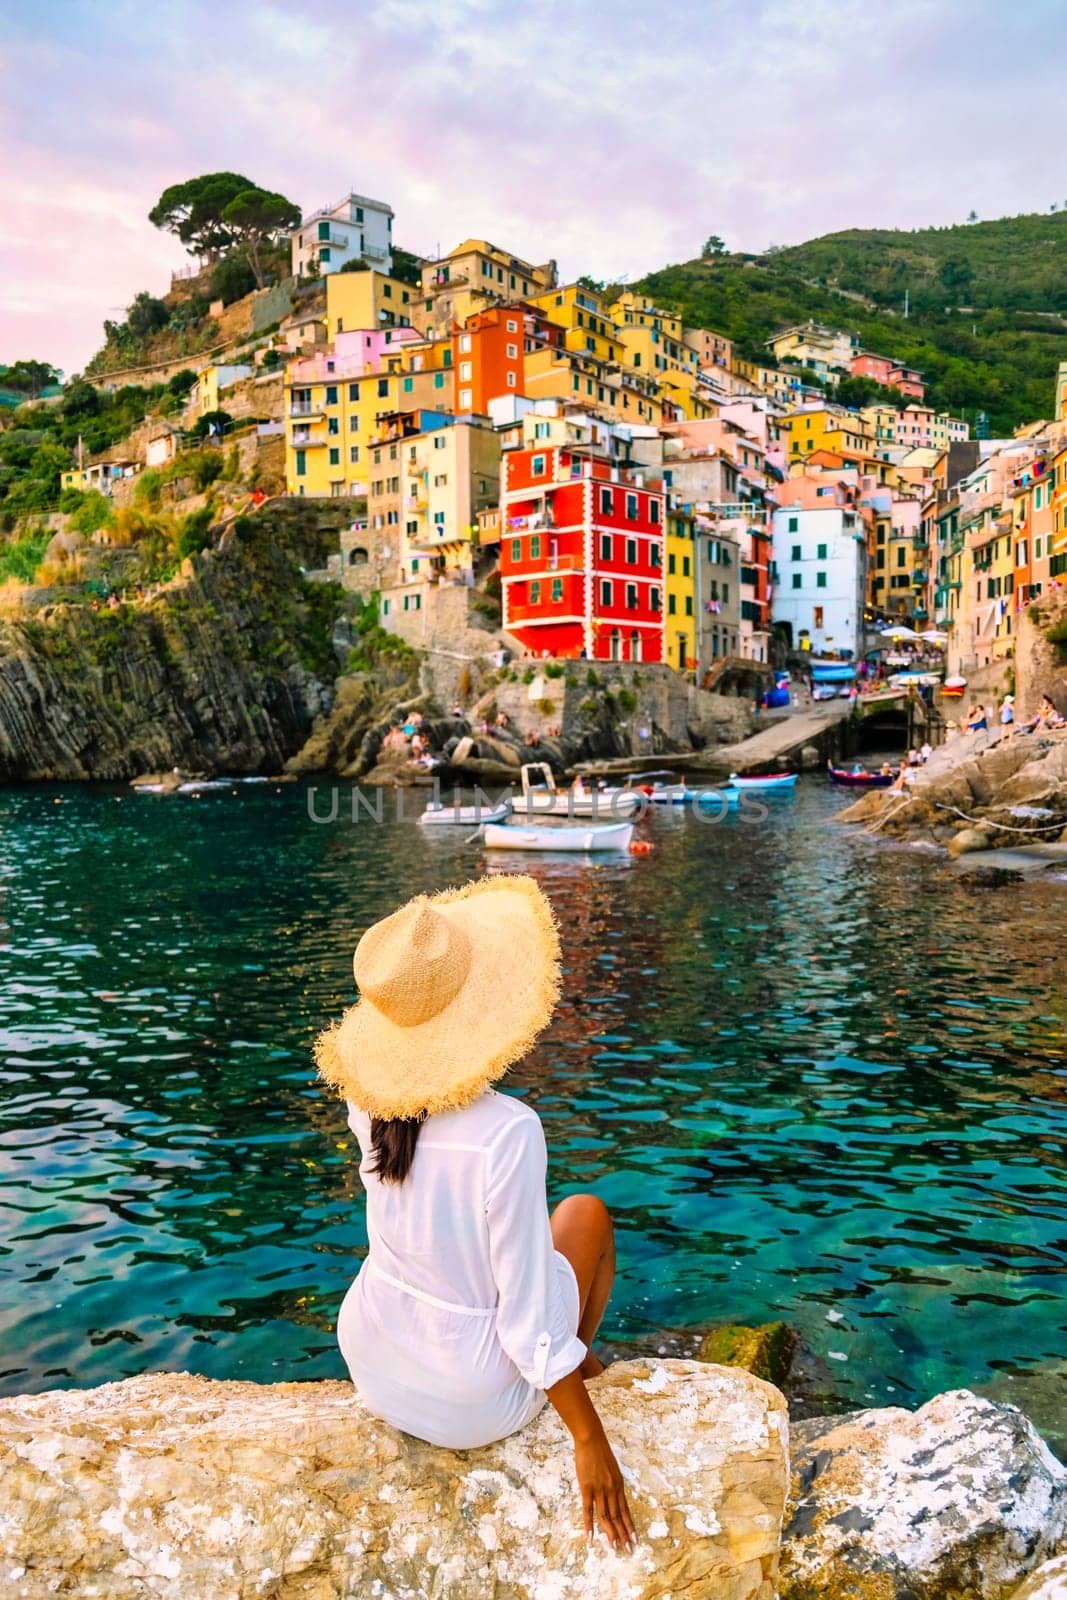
[[337, 1089, 587, 1448]]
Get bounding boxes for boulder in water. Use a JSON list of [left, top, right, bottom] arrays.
[[781, 1389, 1067, 1599]]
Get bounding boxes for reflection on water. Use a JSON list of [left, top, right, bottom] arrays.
[[0, 781, 1064, 1416]]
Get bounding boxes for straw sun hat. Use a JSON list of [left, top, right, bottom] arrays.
[[314, 875, 561, 1120]]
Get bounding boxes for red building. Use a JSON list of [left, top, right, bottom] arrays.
[[500, 442, 665, 661]]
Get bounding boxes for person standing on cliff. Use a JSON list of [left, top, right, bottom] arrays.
[[314, 877, 636, 1553]]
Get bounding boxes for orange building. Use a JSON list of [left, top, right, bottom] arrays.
[[451, 303, 562, 414]]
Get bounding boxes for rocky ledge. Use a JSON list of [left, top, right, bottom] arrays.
[[3, 1365, 1066, 1599], [0, 1361, 787, 1600], [836, 726, 1067, 873]]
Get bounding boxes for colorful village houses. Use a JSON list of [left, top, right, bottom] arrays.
[[499, 412, 665, 663]]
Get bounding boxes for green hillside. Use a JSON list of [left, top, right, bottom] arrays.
[[632, 211, 1067, 434]]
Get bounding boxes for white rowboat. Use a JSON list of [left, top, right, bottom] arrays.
[[483, 821, 634, 852], [513, 791, 641, 818], [419, 801, 512, 827]]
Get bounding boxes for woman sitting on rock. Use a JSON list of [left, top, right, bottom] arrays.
[[315, 877, 636, 1552]]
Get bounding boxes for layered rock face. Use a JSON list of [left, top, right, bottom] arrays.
[[0, 1360, 788, 1600], [837, 727, 1067, 845], [0, 509, 343, 781], [782, 1390, 1067, 1599]]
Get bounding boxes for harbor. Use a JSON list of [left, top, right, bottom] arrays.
[[2, 774, 1065, 1447]]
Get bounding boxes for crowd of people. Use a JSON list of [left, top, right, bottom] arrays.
[[381, 712, 438, 769]]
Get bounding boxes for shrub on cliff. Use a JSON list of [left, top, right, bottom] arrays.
[[0, 528, 50, 584], [68, 492, 114, 536]]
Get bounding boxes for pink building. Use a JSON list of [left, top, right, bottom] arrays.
[[286, 326, 422, 386], [851, 351, 925, 401]]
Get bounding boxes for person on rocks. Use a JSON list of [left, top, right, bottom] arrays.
[[999, 695, 1015, 732], [1020, 694, 1067, 733], [314, 878, 635, 1553]]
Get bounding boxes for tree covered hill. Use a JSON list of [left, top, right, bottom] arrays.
[[776, 210, 1067, 314], [632, 210, 1067, 434]]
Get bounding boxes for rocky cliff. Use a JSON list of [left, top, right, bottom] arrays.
[[0, 505, 349, 781]]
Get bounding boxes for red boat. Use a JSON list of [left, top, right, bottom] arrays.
[[827, 763, 896, 788]]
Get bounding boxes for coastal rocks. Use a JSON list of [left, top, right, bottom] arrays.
[[0, 1361, 789, 1600], [1008, 1554, 1067, 1598], [956, 864, 1026, 888], [287, 674, 425, 778], [781, 1389, 1067, 1599], [836, 728, 1067, 846], [699, 1322, 798, 1388], [0, 506, 343, 781], [947, 823, 995, 857]]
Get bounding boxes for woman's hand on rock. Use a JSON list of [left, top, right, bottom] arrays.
[[574, 1431, 636, 1552]]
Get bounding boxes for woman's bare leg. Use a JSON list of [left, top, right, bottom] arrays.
[[550, 1193, 615, 1379]]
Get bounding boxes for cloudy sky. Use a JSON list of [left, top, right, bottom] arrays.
[[2, 0, 1064, 375]]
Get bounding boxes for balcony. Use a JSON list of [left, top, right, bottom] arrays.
[[912, 570, 928, 585], [291, 430, 327, 447], [289, 403, 324, 420]]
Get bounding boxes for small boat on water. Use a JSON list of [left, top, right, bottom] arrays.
[[728, 772, 797, 793], [827, 763, 896, 789], [648, 783, 741, 809], [693, 787, 741, 811], [419, 800, 511, 827], [484, 820, 635, 852], [513, 763, 641, 818]]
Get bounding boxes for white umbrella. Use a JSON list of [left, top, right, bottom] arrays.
[[918, 629, 948, 646], [879, 625, 920, 641]]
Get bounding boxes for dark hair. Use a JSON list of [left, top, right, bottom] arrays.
[[369, 1115, 424, 1183]]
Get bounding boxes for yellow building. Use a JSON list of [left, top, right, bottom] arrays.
[[969, 515, 1016, 665], [781, 406, 877, 463], [604, 292, 712, 420], [325, 269, 416, 336], [414, 239, 556, 340], [861, 404, 900, 448], [284, 346, 454, 497], [729, 358, 807, 407], [664, 509, 699, 672], [767, 321, 857, 377], [376, 414, 500, 603], [1052, 437, 1067, 572], [192, 362, 254, 419], [522, 343, 663, 427], [527, 284, 625, 364]]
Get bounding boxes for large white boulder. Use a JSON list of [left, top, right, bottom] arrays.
[[782, 1389, 1067, 1598], [1009, 1553, 1067, 1599], [0, 1359, 788, 1600]]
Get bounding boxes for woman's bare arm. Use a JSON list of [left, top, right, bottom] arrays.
[[545, 1368, 636, 1551]]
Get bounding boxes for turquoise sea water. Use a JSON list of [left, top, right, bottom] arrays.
[[0, 780, 1065, 1421]]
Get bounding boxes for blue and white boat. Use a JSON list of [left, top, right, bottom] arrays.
[[728, 772, 797, 793]]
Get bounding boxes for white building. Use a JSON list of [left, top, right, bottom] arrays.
[[772, 503, 868, 656], [291, 192, 393, 279]]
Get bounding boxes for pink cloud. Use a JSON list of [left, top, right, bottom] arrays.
[[1, 0, 1064, 373]]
